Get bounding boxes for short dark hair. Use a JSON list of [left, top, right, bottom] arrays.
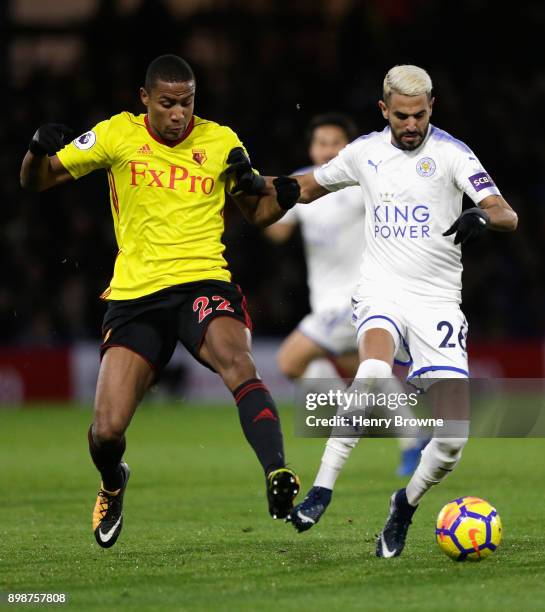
[[145, 55, 195, 91], [307, 113, 359, 143]]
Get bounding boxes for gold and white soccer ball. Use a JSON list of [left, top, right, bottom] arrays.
[[436, 496, 502, 561]]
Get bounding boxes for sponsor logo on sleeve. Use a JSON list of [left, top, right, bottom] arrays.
[[469, 171, 495, 192], [74, 130, 96, 150], [416, 157, 436, 177]]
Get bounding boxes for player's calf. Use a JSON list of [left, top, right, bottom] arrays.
[[231, 378, 301, 518], [405, 435, 467, 506], [88, 425, 127, 491]]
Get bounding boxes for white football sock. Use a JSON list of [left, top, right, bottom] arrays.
[[313, 358, 392, 490], [314, 436, 359, 489], [405, 421, 469, 506], [381, 377, 424, 450]]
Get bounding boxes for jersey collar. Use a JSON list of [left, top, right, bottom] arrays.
[[144, 115, 195, 147]]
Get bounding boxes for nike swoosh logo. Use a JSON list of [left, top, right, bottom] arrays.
[[379, 533, 397, 558], [98, 516, 122, 542], [296, 510, 315, 524]]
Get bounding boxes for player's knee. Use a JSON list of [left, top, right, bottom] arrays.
[[354, 358, 392, 384], [275, 343, 302, 379], [219, 350, 256, 386], [92, 416, 127, 445], [276, 352, 302, 379]]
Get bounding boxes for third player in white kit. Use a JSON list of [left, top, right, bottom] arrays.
[[268, 115, 364, 371], [268, 114, 426, 478], [278, 185, 364, 357], [271, 65, 517, 557]]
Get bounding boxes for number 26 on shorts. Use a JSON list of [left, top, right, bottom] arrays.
[[437, 320, 468, 351]]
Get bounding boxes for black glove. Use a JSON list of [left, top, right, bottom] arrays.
[[29, 123, 74, 156], [443, 207, 490, 246], [225, 147, 265, 195], [273, 176, 300, 210]]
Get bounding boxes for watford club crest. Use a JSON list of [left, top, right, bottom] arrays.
[[192, 149, 207, 165]]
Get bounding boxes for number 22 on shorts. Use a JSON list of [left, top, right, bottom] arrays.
[[193, 296, 235, 323]]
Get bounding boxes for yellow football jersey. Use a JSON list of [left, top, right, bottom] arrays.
[[57, 112, 245, 300]]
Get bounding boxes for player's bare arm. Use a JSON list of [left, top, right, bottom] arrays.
[[231, 191, 290, 228], [235, 172, 329, 227], [443, 195, 518, 245], [225, 148, 293, 227], [20, 152, 73, 192], [20, 123, 74, 192], [235, 168, 329, 223], [228, 164, 301, 227], [479, 194, 518, 231], [257, 172, 328, 216], [293, 172, 329, 203]]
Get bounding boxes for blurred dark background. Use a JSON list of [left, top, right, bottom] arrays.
[[2, 0, 544, 346]]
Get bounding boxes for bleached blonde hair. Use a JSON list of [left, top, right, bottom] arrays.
[[383, 65, 433, 100]]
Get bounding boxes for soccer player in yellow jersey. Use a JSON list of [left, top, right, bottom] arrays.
[[20, 54, 300, 548]]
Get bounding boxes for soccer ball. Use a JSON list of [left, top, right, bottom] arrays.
[[436, 496, 502, 561]]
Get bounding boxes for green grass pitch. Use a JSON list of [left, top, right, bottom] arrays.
[[2, 404, 545, 611]]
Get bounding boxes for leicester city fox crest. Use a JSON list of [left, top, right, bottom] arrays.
[[416, 157, 436, 177]]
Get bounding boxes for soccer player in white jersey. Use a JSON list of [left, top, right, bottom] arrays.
[[267, 113, 428, 478], [271, 65, 517, 557], [267, 114, 362, 382]]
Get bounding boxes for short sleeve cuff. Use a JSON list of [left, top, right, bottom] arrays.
[[313, 167, 334, 191]]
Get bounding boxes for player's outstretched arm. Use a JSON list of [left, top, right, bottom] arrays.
[[478, 195, 518, 232], [231, 190, 291, 228], [293, 172, 329, 204], [20, 124, 74, 192], [233, 172, 314, 227], [234, 172, 329, 228], [443, 195, 518, 245]]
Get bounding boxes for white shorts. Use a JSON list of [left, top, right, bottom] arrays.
[[352, 297, 469, 389], [298, 306, 358, 355]]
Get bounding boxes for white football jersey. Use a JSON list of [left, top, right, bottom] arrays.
[[314, 125, 501, 304], [278, 166, 365, 312]]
